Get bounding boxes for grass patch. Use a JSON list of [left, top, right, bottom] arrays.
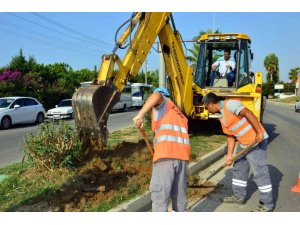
[[268, 96, 300, 104], [190, 131, 226, 160]]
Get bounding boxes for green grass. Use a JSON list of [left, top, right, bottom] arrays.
[[268, 96, 300, 104], [190, 132, 226, 160], [0, 162, 75, 211]]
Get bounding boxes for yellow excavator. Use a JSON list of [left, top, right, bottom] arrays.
[[72, 12, 264, 146]]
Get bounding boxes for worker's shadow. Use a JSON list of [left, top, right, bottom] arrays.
[[192, 164, 283, 212], [263, 122, 279, 144]]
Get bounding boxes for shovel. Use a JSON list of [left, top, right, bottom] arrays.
[[139, 127, 154, 156], [189, 141, 257, 188]]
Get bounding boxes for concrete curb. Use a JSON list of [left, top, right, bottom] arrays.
[[109, 143, 227, 212]]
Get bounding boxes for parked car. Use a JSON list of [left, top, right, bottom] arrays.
[[295, 100, 300, 112], [47, 99, 74, 119], [0, 97, 46, 129]]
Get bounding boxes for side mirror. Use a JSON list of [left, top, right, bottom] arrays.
[[249, 72, 255, 77], [14, 104, 20, 109], [250, 53, 254, 61]]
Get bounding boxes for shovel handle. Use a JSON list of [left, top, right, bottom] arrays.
[[139, 127, 154, 156], [201, 141, 257, 184]]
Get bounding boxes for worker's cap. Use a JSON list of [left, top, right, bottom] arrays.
[[153, 87, 170, 97]]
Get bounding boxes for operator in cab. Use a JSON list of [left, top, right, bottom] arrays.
[[210, 49, 236, 87]]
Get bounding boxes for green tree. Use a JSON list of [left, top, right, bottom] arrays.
[[288, 67, 300, 84], [130, 69, 159, 88], [186, 29, 221, 69], [262, 81, 275, 97], [263, 53, 279, 83], [7, 49, 38, 75]]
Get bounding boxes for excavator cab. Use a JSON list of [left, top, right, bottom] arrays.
[[193, 33, 263, 121], [194, 33, 253, 89]]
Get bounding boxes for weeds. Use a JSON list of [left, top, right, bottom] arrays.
[[24, 121, 83, 169]]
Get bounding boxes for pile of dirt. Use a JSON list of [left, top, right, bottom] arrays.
[[14, 140, 216, 212]]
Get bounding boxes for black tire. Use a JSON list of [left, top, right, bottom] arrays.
[[1, 116, 11, 129], [36, 112, 44, 124], [122, 104, 127, 112]]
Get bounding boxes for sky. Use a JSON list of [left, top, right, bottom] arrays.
[[1, 12, 300, 82]]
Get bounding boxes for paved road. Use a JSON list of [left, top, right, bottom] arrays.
[[192, 102, 300, 212], [0, 108, 139, 168]]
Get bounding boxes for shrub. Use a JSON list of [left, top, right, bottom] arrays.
[[24, 121, 84, 169]]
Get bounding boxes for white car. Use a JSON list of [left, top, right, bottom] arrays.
[[295, 100, 300, 112], [0, 97, 46, 129], [47, 99, 74, 119]]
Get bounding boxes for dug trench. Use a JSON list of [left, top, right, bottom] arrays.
[[11, 140, 218, 212]]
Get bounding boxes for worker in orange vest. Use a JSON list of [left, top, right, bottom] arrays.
[[202, 92, 274, 212], [133, 87, 190, 212]]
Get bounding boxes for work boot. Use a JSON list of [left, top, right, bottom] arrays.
[[251, 201, 273, 212], [221, 193, 245, 204]]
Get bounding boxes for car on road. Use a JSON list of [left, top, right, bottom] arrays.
[[0, 97, 46, 129], [295, 100, 300, 112], [47, 99, 74, 119]]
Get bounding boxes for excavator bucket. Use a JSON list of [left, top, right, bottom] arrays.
[[72, 84, 121, 147]]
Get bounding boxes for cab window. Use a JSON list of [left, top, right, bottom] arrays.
[[237, 40, 250, 87]]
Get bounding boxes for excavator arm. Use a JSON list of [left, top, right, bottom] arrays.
[[72, 12, 194, 146]]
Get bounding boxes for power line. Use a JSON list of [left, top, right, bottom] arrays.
[[31, 12, 113, 48], [6, 13, 112, 50], [0, 19, 100, 55], [0, 26, 100, 58]]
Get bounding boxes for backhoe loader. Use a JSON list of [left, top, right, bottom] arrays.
[[72, 12, 264, 147]]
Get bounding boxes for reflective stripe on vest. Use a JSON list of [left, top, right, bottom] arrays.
[[229, 117, 247, 132], [154, 124, 188, 136], [220, 117, 227, 127], [235, 124, 252, 137], [153, 135, 190, 145]]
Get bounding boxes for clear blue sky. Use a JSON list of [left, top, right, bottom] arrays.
[[1, 12, 299, 82]]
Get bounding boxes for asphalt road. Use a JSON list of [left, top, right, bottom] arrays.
[[0, 108, 139, 168], [193, 102, 300, 212]]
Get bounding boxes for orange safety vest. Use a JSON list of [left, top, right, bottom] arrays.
[[220, 100, 268, 145], [151, 99, 190, 163]]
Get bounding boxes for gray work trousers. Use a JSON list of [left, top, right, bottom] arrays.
[[232, 139, 273, 208], [150, 158, 188, 212]]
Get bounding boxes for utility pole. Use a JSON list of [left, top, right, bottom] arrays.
[[296, 70, 300, 96], [158, 42, 165, 87]]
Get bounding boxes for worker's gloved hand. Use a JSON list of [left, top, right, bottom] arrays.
[[133, 114, 144, 129], [225, 155, 233, 166]]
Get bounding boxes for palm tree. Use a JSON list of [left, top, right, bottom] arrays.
[[186, 29, 221, 69], [288, 67, 300, 84], [263, 53, 279, 83]]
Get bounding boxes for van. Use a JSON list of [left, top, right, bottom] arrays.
[[79, 81, 132, 112]]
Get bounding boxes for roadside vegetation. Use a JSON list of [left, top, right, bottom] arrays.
[[0, 50, 160, 110], [268, 96, 300, 104], [0, 119, 226, 212]]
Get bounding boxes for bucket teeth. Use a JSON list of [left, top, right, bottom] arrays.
[[72, 85, 121, 146]]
